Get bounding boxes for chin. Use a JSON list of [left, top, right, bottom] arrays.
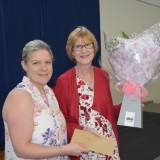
[[38, 78, 51, 85], [39, 81, 49, 86], [80, 61, 92, 66]]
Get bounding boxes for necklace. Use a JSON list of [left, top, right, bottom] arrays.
[[89, 77, 93, 83]]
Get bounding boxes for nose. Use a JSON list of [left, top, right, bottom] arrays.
[[81, 45, 87, 51], [41, 63, 47, 70]]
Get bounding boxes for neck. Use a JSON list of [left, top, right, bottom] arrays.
[[29, 80, 45, 95], [75, 65, 93, 77], [75, 65, 94, 84]]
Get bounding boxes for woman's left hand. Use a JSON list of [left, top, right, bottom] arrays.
[[141, 99, 145, 108]]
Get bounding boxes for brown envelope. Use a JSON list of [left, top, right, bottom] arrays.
[[71, 129, 115, 156]]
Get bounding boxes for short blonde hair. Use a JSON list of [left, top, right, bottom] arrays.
[[66, 26, 98, 62], [22, 40, 54, 63]]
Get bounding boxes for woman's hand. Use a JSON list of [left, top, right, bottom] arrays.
[[141, 99, 145, 108], [84, 127, 101, 137], [66, 142, 88, 157]]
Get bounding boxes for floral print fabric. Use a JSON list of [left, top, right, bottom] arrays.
[[104, 22, 160, 88], [77, 75, 120, 160], [4, 76, 68, 160]]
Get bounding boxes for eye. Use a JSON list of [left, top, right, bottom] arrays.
[[33, 62, 39, 65], [74, 45, 82, 49], [46, 61, 52, 64], [85, 43, 91, 46], [85, 43, 92, 47]]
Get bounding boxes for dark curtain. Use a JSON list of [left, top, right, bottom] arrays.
[[0, 0, 100, 142]]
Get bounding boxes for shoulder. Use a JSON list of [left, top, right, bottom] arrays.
[[93, 66, 108, 77], [93, 66, 101, 72], [5, 89, 32, 105], [54, 67, 76, 92], [57, 67, 75, 81], [3, 89, 34, 121], [4, 90, 33, 109], [93, 66, 109, 86]]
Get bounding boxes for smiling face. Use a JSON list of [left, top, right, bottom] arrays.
[[72, 37, 95, 66], [21, 49, 53, 89]]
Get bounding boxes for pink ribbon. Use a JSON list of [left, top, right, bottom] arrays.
[[115, 82, 148, 100]]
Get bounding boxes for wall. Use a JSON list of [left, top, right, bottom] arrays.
[[99, 0, 160, 104]]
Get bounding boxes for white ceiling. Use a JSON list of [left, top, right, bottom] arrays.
[[137, 0, 160, 7]]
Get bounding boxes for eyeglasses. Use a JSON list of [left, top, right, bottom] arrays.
[[72, 42, 94, 51]]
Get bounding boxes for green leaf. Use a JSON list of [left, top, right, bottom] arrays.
[[121, 32, 130, 39]]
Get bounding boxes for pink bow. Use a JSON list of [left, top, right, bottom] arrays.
[[115, 82, 148, 100]]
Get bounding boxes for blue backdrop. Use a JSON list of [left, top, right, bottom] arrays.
[[0, 0, 100, 142]]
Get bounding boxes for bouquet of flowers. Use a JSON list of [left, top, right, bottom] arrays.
[[102, 22, 160, 128]]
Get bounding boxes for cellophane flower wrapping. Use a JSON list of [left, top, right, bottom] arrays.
[[103, 22, 160, 93]]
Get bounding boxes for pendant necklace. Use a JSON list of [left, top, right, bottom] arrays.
[[89, 77, 93, 83]]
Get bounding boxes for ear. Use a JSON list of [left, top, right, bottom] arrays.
[[21, 61, 27, 72]]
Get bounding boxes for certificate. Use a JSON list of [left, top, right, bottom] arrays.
[[71, 129, 115, 156]]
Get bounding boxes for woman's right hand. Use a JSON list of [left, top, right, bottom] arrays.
[[66, 142, 88, 157], [84, 127, 101, 137]]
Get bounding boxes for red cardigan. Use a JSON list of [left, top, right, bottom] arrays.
[[52, 66, 121, 159]]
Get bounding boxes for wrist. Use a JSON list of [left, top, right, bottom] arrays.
[[60, 145, 69, 155]]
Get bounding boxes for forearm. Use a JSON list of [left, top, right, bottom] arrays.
[[14, 143, 69, 159]]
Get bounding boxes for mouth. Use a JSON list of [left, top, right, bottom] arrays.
[[80, 55, 89, 58], [38, 74, 48, 77]]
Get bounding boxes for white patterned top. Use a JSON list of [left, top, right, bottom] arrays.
[[4, 76, 69, 160]]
